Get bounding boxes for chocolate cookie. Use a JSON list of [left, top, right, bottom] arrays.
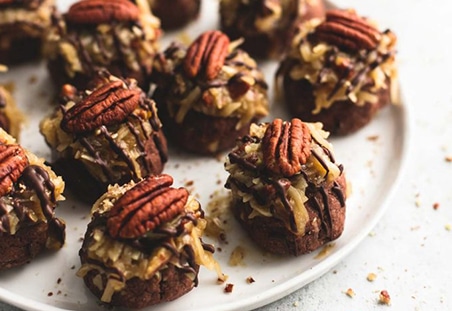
[[276, 9, 398, 135], [225, 118, 347, 256], [219, 0, 326, 59], [0, 129, 65, 271], [77, 174, 222, 308], [40, 72, 168, 203], [152, 30, 269, 155], [0, 0, 55, 64], [43, 0, 161, 92], [149, 0, 201, 30]]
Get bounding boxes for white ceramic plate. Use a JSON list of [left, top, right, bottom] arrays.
[[0, 0, 410, 310]]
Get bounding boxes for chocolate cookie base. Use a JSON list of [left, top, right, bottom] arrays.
[[0, 36, 42, 65], [152, 0, 201, 30], [81, 260, 198, 309], [232, 173, 346, 256], [0, 222, 48, 271], [155, 95, 258, 155], [283, 78, 391, 135]]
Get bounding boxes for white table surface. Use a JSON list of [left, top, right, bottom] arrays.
[[1, 0, 452, 310]]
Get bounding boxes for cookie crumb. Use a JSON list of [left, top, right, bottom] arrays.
[[414, 193, 421, 207], [246, 276, 255, 284], [367, 273, 377, 282], [345, 288, 355, 298], [367, 135, 379, 141], [379, 290, 391, 305], [433, 202, 440, 210], [445, 155, 452, 162], [445, 224, 451, 231], [224, 283, 234, 293]]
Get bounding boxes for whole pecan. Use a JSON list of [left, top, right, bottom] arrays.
[[107, 174, 189, 239], [66, 0, 140, 25], [0, 144, 29, 197], [313, 9, 381, 53], [61, 80, 142, 134], [183, 30, 230, 80], [262, 119, 311, 177]]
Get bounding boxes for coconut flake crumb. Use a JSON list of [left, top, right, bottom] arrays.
[[345, 288, 356, 298], [367, 273, 377, 282], [414, 193, 421, 207], [367, 135, 379, 141], [379, 290, 391, 305], [229, 246, 246, 266], [314, 243, 335, 259]]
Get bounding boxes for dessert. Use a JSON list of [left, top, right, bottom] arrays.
[[77, 174, 222, 308], [0, 129, 65, 271], [149, 0, 201, 30], [276, 9, 398, 135], [152, 30, 269, 155], [43, 0, 161, 92], [40, 72, 168, 203], [0, 81, 24, 139], [0, 0, 55, 64], [225, 118, 347, 256], [219, 0, 326, 59]]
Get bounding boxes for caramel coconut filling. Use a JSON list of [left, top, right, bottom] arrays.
[[277, 16, 398, 113], [220, 0, 301, 34], [225, 122, 343, 234], [40, 76, 167, 184], [0, 129, 65, 249], [77, 181, 222, 303], [0, 0, 54, 36], [43, 0, 160, 79], [0, 85, 24, 139], [155, 39, 269, 129]]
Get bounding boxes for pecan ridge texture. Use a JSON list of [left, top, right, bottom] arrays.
[[107, 174, 189, 239], [0, 144, 29, 197], [314, 9, 381, 53], [183, 30, 231, 80], [66, 0, 140, 25], [262, 118, 312, 177], [61, 80, 142, 134]]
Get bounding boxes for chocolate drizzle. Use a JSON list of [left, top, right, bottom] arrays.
[[227, 131, 346, 235], [65, 20, 146, 75], [64, 89, 167, 185], [0, 165, 65, 247], [19, 165, 65, 245]]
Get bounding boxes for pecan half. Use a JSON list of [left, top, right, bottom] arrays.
[[107, 174, 189, 239], [66, 0, 140, 25], [61, 80, 141, 134], [183, 30, 230, 80], [0, 144, 29, 197], [262, 119, 311, 177], [313, 9, 381, 52]]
